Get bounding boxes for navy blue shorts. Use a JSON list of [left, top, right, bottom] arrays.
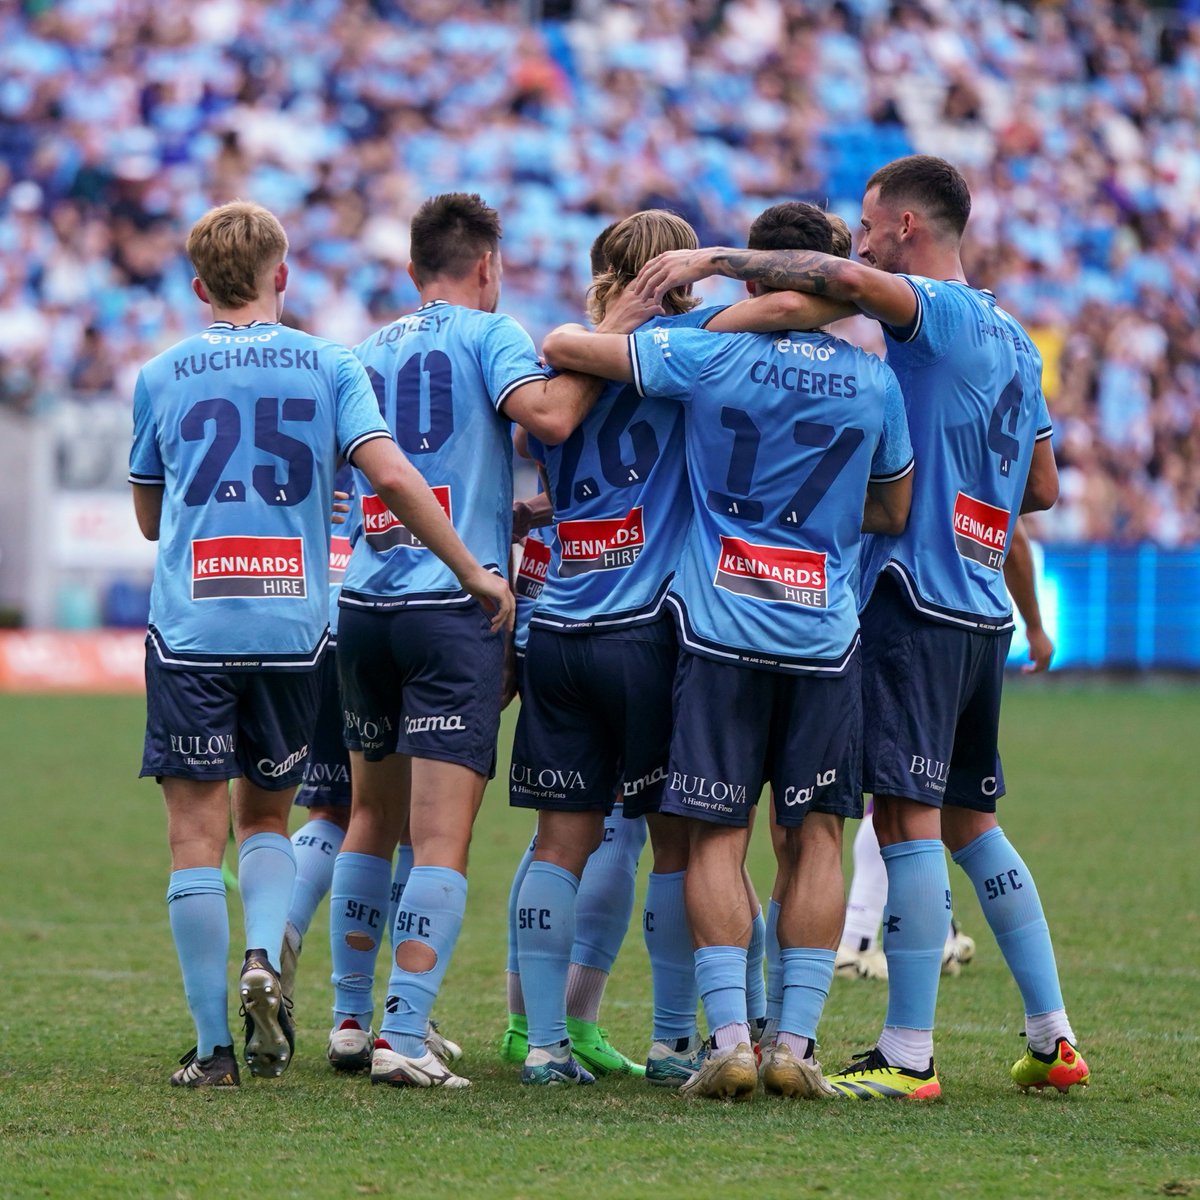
[[861, 574, 1010, 812], [294, 644, 351, 808], [661, 648, 863, 829], [338, 605, 504, 778], [509, 616, 677, 819], [141, 647, 320, 790]]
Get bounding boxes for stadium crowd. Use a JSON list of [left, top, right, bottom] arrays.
[[2, 0, 1199, 542]]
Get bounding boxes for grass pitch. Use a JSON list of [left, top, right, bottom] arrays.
[[0, 682, 1197, 1199]]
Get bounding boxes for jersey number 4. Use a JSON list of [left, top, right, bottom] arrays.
[[707, 405, 865, 527], [987, 372, 1023, 477], [182, 396, 315, 507]]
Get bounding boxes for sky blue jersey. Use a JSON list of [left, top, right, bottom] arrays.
[[340, 300, 549, 610], [128, 320, 390, 668], [527, 306, 725, 631], [861, 277, 1053, 631], [630, 324, 912, 673]]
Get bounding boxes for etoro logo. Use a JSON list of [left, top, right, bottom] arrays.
[[713, 536, 827, 608], [952, 492, 1009, 571], [516, 537, 551, 599], [557, 507, 645, 577], [191, 535, 305, 599], [361, 487, 452, 551]]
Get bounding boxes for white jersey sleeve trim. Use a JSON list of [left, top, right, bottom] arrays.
[[342, 429, 392, 462], [495, 373, 552, 413], [628, 334, 645, 397], [869, 456, 915, 485], [882, 277, 925, 344]]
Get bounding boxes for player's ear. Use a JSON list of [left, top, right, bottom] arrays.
[[274, 260, 289, 293], [746, 281, 759, 298], [407, 261, 422, 291], [191, 277, 209, 305], [478, 250, 494, 288], [899, 209, 917, 241]]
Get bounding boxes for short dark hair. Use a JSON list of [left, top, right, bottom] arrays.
[[747, 201, 834, 256], [589, 221, 619, 277], [410, 193, 502, 281], [866, 155, 971, 237]]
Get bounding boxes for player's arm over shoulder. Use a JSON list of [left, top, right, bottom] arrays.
[[704, 249, 918, 331], [473, 313, 601, 448], [540, 324, 632, 392]]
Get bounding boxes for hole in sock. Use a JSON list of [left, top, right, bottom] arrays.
[[345, 931, 377, 951], [395, 939, 437, 974]]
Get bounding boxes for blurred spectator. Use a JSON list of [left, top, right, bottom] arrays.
[[1, 0, 1198, 541]]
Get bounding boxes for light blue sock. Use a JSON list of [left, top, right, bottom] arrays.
[[387, 844, 415, 948], [329, 851, 391, 1025], [572, 810, 645, 972], [644, 871, 698, 1041], [380, 865, 468, 1057], [506, 832, 538, 976], [779, 947, 836, 1041], [515, 861, 579, 1049], [695, 945, 748, 1037], [881, 840, 952, 1030], [287, 819, 345, 938], [238, 832, 295, 970], [764, 898, 782, 1025], [746, 906, 767, 1023], [167, 868, 232, 1058], [952, 826, 1065, 1017]]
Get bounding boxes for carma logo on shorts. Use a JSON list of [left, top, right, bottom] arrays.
[[191, 535, 306, 599], [405, 714, 466, 734], [257, 745, 309, 779], [361, 487, 452, 552], [713, 536, 827, 608]]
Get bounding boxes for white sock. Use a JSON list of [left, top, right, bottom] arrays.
[[777, 1031, 815, 1063], [843, 814, 888, 950], [1024, 1009, 1075, 1055], [712, 1021, 751, 1052], [877, 1025, 934, 1071]]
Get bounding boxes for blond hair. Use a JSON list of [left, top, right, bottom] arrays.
[[587, 210, 700, 324], [186, 201, 289, 309], [827, 213, 852, 259]]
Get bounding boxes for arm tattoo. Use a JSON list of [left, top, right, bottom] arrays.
[[712, 249, 853, 297]]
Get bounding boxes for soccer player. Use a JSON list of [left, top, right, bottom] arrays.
[[130, 201, 511, 1088], [502, 489, 651, 1079], [327, 193, 618, 1090], [543, 201, 913, 1101], [636, 154, 1086, 1098], [835, 518, 1052, 982], [279, 466, 356, 1001], [516, 208, 843, 1088]]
